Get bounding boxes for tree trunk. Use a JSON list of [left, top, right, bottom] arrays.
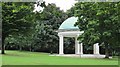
[[19, 45, 22, 51], [29, 45, 32, 52], [105, 42, 109, 59], [49, 43, 53, 54], [1, 36, 5, 54]]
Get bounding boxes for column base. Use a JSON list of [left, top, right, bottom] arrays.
[[94, 54, 100, 55], [75, 54, 80, 55], [59, 53, 64, 55]]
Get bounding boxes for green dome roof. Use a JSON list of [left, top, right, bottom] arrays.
[[59, 17, 79, 30]]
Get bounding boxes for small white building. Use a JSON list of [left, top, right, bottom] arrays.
[[56, 16, 106, 58]]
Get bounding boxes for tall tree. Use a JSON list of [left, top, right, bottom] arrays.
[[32, 3, 68, 53], [74, 2, 120, 58], [2, 2, 35, 54]]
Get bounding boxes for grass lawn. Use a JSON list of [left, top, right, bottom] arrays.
[[1, 50, 118, 65]]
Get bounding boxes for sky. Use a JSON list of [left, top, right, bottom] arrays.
[[43, 0, 77, 12], [33, 0, 77, 12]]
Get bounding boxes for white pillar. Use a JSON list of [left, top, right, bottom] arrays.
[[59, 35, 64, 54], [75, 37, 80, 54], [80, 43, 83, 54], [94, 43, 99, 55], [75, 36, 83, 55]]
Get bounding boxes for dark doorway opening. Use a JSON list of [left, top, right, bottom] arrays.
[[64, 37, 75, 54], [83, 45, 93, 54]]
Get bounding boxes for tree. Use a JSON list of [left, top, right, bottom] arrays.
[[74, 2, 120, 58], [66, 6, 76, 17], [32, 3, 68, 53], [2, 2, 35, 54]]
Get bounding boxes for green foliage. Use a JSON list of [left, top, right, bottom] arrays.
[[74, 2, 120, 58], [66, 6, 76, 17], [31, 3, 68, 53], [2, 2, 35, 54], [3, 2, 72, 54], [2, 2, 34, 37]]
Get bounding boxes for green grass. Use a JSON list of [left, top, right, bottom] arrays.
[[1, 50, 118, 65]]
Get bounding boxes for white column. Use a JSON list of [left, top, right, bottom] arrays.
[[94, 43, 99, 55], [75, 36, 83, 55], [80, 43, 83, 54], [75, 37, 80, 54], [59, 35, 64, 54]]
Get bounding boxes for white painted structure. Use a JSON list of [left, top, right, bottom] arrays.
[[50, 16, 106, 58], [58, 31, 100, 55], [58, 31, 84, 55]]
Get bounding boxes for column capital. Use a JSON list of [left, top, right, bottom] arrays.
[[58, 34, 63, 37], [75, 34, 80, 37]]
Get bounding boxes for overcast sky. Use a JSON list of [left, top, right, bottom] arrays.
[[43, 0, 77, 12]]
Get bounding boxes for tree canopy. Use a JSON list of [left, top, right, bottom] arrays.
[[30, 3, 68, 53], [74, 2, 120, 58], [2, 2, 35, 54]]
